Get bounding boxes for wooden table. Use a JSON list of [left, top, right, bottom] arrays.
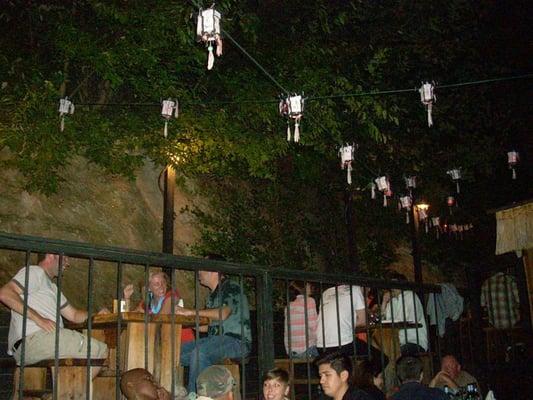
[[69, 312, 208, 396]]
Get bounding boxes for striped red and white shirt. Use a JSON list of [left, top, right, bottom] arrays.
[[284, 295, 318, 355]]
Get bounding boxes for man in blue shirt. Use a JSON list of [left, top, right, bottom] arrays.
[[176, 257, 251, 394], [392, 355, 448, 400]]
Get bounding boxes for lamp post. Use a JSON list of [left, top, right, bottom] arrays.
[[162, 165, 176, 255], [410, 202, 429, 285]]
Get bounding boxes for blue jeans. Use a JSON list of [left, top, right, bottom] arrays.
[[180, 335, 249, 393]]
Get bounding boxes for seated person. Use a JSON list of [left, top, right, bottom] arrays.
[[391, 355, 447, 400], [196, 365, 235, 400], [123, 271, 194, 343], [120, 368, 180, 400], [352, 359, 386, 400], [380, 272, 428, 355], [0, 253, 107, 378], [430, 355, 480, 394], [176, 256, 252, 394], [284, 281, 318, 358], [316, 351, 372, 400], [263, 368, 290, 400]]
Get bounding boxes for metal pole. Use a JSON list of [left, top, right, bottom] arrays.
[[162, 165, 175, 275], [410, 206, 423, 285]]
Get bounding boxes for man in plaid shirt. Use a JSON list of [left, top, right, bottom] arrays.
[[481, 271, 520, 329]]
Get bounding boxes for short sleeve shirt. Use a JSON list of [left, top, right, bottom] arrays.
[[316, 285, 365, 348], [8, 265, 68, 354], [206, 279, 252, 345]]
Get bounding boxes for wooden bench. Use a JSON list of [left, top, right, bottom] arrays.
[[5, 358, 107, 400]]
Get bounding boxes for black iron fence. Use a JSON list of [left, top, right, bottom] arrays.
[[0, 231, 447, 400]]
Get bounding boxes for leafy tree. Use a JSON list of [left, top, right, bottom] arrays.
[[0, 1, 530, 275]]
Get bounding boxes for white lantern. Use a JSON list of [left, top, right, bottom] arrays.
[[419, 82, 436, 127], [446, 168, 462, 193], [507, 150, 519, 180], [374, 176, 391, 207], [279, 94, 304, 142], [405, 176, 416, 189], [197, 8, 222, 70], [58, 97, 75, 132], [339, 144, 355, 184], [431, 216, 441, 239], [370, 182, 376, 199], [161, 99, 178, 138], [399, 195, 412, 223]]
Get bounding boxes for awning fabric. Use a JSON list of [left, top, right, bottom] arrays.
[[495, 202, 533, 255]]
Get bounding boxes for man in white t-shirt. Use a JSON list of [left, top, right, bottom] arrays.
[[316, 285, 369, 356], [0, 253, 107, 377], [380, 273, 428, 355]]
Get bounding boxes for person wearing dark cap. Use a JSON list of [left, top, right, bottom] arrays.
[[196, 365, 235, 400], [391, 355, 447, 400]]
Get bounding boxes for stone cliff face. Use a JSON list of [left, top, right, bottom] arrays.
[[0, 153, 203, 309]]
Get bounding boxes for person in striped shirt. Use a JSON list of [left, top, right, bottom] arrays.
[[284, 281, 318, 358]]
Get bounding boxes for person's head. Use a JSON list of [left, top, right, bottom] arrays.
[[396, 355, 423, 384], [316, 352, 352, 400], [386, 271, 407, 297], [38, 253, 70, 278], [352, 359, 384, 390], [262, 368, 290, 400], [441, 355, 461, 379], [196, 365, 235, 399], [148, 272, 168, 299], [199, 254, 226, 290], [120, 368, 168, 400]]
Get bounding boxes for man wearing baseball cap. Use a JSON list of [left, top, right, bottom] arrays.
[[196, 365, 235, 400]]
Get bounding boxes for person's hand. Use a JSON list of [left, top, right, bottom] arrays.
[[123, 284, 134, 300], [97, 307, 110, 315], [174, 306, 193, 317], [37, 316, 56, 333]]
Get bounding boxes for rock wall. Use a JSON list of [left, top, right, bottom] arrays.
[[0, 153, 204, 309]]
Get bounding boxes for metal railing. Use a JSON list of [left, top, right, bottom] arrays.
[[0, 231, 445, 400]]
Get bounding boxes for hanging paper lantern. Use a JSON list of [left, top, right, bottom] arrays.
[[339, 144, 356, 184], [374, 176, 391, 207], [279, 94, 304, 142], [370, 182, 376, 200], [431, 216, 441, 239], [405, 176, 416, 196], [161, 99, 179, 138], [446, 168, 462, 193], [507, 150, 519, 180], [58, 97, 75, 132], [196, 7, 222, 70], [419, 82, 436, 127], [399, 195, 412, 223], [416, 204, 430, 233]]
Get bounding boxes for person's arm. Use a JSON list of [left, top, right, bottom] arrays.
[[0, 281, 56, 333], [380, 291, 391, 318], [60, 304, 88, 324], [175, 305, 231, 320], [429, 371, 458, 389], [355, 308, 367, 327]]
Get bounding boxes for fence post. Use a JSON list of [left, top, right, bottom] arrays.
[[257, 270, 274, 376]]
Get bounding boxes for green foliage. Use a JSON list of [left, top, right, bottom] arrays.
[[0, 1, 530, 275]]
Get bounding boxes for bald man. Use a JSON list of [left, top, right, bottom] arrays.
[[120, 369, 173, 400], [430, 355, 480, 394]]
